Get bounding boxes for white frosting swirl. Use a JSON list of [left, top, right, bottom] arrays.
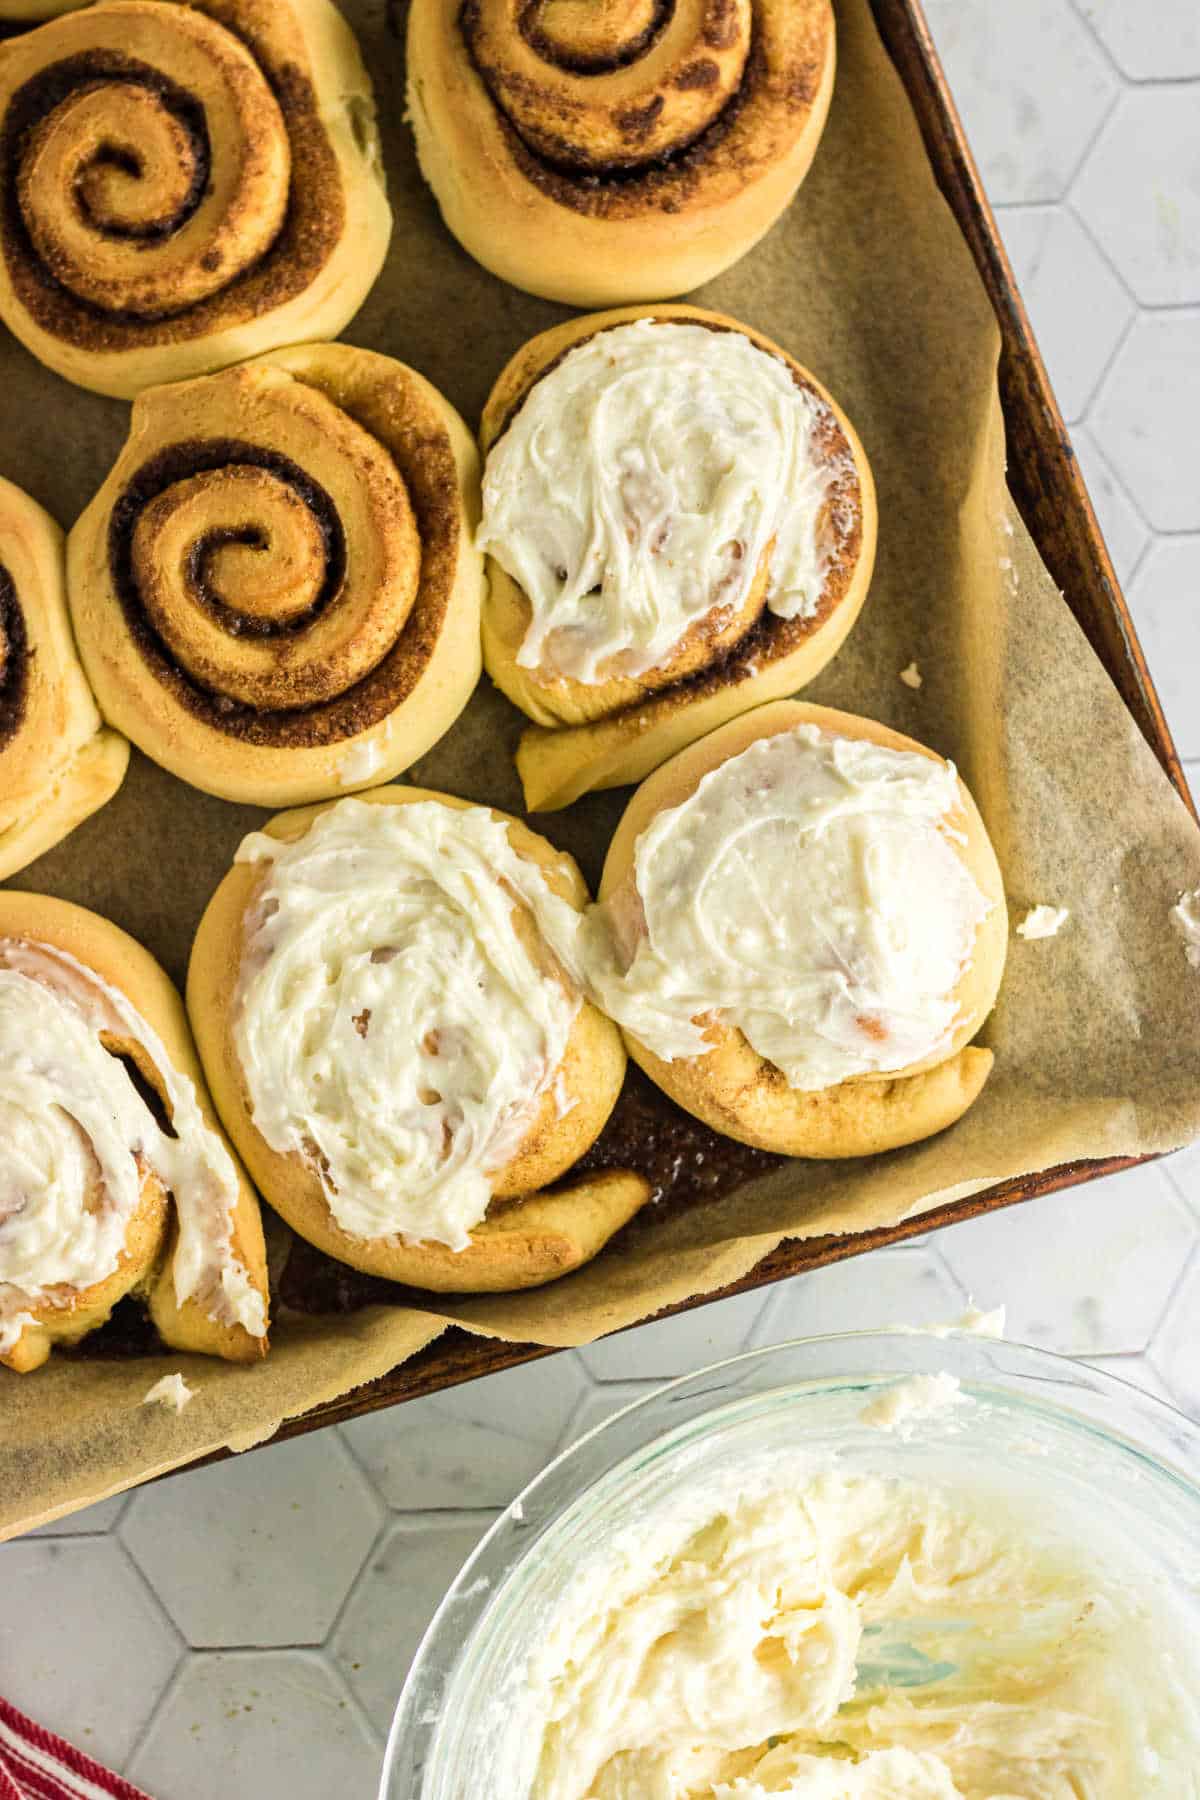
[[517, 1468, 1195, 1798], [478, 321, 839, 684], [0, 940, 264, 1353], [233, 799, 586, 1251], [581, 727, 990, 1090]]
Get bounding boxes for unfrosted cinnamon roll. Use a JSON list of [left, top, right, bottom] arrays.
[[66, 344, 485, 806], [407, 0, 835, 305], [479, 307, 876, 810], [0, 892, 269, 1372], [0, 475, 127, 881], [578, 702, 1008, 1158], [188, 786, 647, 1293], [0, 0, 390, 397]]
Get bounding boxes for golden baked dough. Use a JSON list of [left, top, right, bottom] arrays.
[[0, 891, 269, 1372], [480, 306, 876, 810], [0, 0, 391, 397], [0, 475, 127, 881], [66, 344, 485, 806], [188, 784, 648, 1293], [407, 0, 835, 305], [596, 702, 1008, 1158]]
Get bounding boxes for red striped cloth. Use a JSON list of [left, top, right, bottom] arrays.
[[0, 1700, 152, 1800]]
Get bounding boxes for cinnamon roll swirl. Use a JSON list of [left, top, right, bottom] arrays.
[[66, 345, 485, 806], [407, 0, 835, 305], [0, 475, 127, 881], [0, 891, 268, 1372], [479, 307, 875, 810], [0, 0, 390, 397], [187, 786, 647, 1293], [578, 702, 1008, 1158]]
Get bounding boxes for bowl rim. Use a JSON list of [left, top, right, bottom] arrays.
[[379, 1327, 1200, 1798]]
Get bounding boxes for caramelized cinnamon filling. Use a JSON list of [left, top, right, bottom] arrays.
[[0, 12, 344, 349], [0, 562, 29, 754], [106, 438, 391, 742], [459, 0, 833, 228], [100, 396, 461, 749], [10, 55, 213, 279], [99, 1033, 178, 1140], [273, 1062, 782, 1318], [109, 439, 343, 642], [517, 0, 674, 76], [463, 0, 758, 185]]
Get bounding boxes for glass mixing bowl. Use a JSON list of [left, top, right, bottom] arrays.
[[381, 1331, 1200, 1799]]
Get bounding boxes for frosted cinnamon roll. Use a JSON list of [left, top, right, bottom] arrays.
[[0, 475, 127, 881], [0, 892, 268, 1373], [188, 786, 646, 1293], [0, 0, 390, 397], [407, 0, 835, 305], [480, 307, 876, 810], [579, 702, 1008, 1157], [66, 345, 485, 806]]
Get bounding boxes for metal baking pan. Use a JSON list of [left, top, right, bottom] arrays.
[[212, 0, 1195, 1457]]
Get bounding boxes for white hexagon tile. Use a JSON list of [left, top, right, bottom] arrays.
[[119, 1435, 384, 1650], [3, 5, 1200, 1796], [337, 1350, 586, 1510]]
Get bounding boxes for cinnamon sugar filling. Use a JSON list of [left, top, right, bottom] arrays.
[[461, 0, 827, 218], [0, 562, 29, 754], [0, 15, 344, 349], [103, 426, 459, 749]]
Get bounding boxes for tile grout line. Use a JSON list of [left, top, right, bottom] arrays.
[[117, 1641, 192, 1780], [317, 1648, 387, 1755], [110, 1528, 190, 1661], [1142, 1235, 1200, 1369], [320, 1510, 402, 1657], [1076, 390, 1159, 538], [1063, 198, 1138, 314], [1064, 0, 1129, 86], [1059, 80, 1122, 205]]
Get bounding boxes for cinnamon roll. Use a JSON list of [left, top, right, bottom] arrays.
[[407, 0, 835, 305], [0, 475, 127, 882], [0, 891, 269, 1372], [578, 702, 1008, 1158], [187, 786, 647, 1293], [479, 307, 876, 811], [0, 0, 390, 397], [66, 345, 485, 806]]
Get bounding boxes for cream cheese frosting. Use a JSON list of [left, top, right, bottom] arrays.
[[143, 1372, 195, 1414], [478, 321, 839, 684], [337, 735, 388, 788], [578, 727, 990, 1091], [858, 1373, 967, 1436], [522, 1468, 1197, 1799], [233, 798, 586, 1251], [1015, 904, 1069, 940], [1171, 888, 1200, 969], [0, 939, 264, 1352]]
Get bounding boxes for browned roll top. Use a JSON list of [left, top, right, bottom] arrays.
[[67, 346, 484, 806], [103, 401, 456, 752], [461, 0, 828, 213], [0, 0, 377, 387]]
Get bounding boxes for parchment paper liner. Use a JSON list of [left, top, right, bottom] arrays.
[[2, 0, 1198, 1536]]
